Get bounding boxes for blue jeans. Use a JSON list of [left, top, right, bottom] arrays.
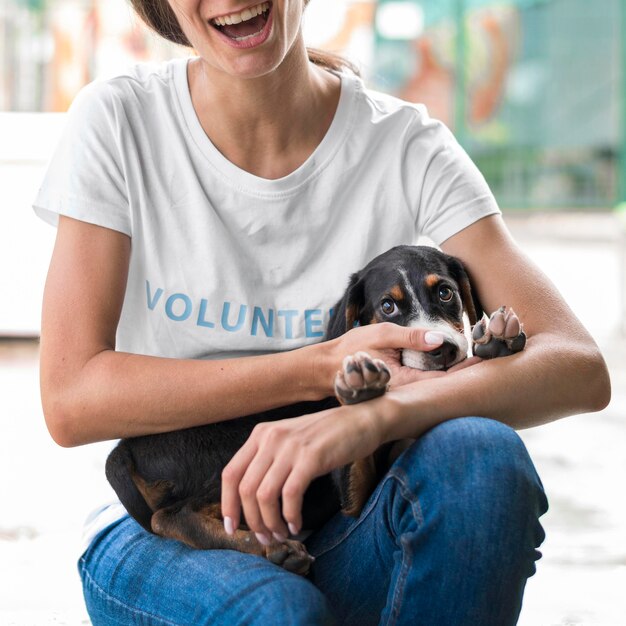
[[78, 417, 548, 625]]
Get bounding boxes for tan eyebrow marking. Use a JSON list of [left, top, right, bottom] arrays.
[[425, 274, 441, 289], [389, 285, 404, 301]]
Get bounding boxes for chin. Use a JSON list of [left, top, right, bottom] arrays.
[[195, 41, 292, 81], [226, 54, 285, 80]]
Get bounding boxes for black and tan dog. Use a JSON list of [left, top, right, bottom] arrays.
[[106, 245, 526, 575]]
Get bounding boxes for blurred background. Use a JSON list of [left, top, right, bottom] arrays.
[[1, 0, 625, 624]]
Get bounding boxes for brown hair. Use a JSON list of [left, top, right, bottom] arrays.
[[128, 0, 359, 74]]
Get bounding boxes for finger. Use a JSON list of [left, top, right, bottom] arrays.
[[282, 465, 315, 536], [377, 347, 404, 368], [221, 439, 260, 535], [238, 453, 275, 543], [368, 322, 445, 352], [256, 461, 292, 540]]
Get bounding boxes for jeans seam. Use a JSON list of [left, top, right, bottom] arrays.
[[311, 467, 424, 560], [385, 534, 412, 626], [383, 468, 421, 626], [388, 467, 424, 528], [310, 472, 398, 559], [81, 561, 182, 626]]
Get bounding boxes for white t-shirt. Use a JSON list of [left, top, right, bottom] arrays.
[[33, 57, 500, 551]]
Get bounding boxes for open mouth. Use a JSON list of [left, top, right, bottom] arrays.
[[210, 2, 272, 42]]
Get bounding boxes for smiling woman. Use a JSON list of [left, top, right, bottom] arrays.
[[129, 0, 356, 72], [33, 0, 609, 624]]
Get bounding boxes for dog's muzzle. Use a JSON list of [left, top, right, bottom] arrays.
[[402, 331, 469, 371]]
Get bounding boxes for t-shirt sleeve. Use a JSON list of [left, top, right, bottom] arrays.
[[406, 112, 500, 246], [32, 80, 131, 237]]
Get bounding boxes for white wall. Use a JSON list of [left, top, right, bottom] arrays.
[[1, 113, 64, 335]]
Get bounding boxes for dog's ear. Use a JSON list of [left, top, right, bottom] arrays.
[[326, 273, 366, 340], [447, 256, 483, 326]]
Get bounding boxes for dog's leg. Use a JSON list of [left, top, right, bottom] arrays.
[[151, 501, 314, 575], [331, 352, 391, 515], [336, 440, 415, 517], [334, 457, 377, 517], [472, 306, 526, 359], [334, 351, 391, 405]]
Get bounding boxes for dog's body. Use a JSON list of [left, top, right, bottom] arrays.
[[106, 246, 526, 574]]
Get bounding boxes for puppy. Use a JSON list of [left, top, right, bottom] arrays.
[[105, 245, 525, 575]]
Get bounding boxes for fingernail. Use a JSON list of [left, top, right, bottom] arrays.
[[255, 532, 271, 546], [424, 331, 444, 345], [272, 532, 287, 543], [288, 523, 299, 536], [224, 516, 234, 535]]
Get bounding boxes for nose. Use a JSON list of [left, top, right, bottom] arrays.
[[429, 339, 459, 369]]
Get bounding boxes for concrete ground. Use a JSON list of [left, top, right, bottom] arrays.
[[1, 213, 625, 625]]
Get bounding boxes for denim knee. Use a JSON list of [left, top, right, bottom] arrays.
[[79, 516, 338, 626], [388, 416, 548, 598], [82, 552, 337, 626], [393, 416, 548, 524], [238, 575, 338, 626]]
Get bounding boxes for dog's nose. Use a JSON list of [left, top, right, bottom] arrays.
[[429, 339, 458, 369]]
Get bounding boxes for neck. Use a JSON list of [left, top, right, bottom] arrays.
[[188, 40, 341, 179]]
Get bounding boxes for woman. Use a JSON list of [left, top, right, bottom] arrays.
[[35, 1, 610, 624]]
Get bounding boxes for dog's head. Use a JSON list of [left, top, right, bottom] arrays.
[[326, 245, 482, 371]]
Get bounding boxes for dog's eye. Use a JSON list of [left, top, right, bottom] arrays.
[[381, 298, 398, 316], [438, 285, 454, 302]]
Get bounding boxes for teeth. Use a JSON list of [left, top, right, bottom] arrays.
[[212, 2, 269, 27], [232, 28, 264, 42]]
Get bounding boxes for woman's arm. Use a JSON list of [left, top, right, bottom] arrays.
[[220, 214, 611, 540], [41, 216, 443, 447], [380, 213, 611, 434], [402, 216, 611, 416]]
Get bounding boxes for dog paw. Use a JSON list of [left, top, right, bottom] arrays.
[[265, 539, 315, 575], [334, 351, 391, 405], [472, 306, 526, 359]]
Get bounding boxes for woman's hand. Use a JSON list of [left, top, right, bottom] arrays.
[[221, 400, 387, 544], [324, 322, 455, 390], [220, 325, 484, 544]]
